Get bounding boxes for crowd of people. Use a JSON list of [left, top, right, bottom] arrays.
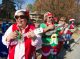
[[2, 9, 76, 59]]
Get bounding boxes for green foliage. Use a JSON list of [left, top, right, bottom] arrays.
[[27, 4, 33, 11], [33, 0, 77, 17], [0, 0, 16, 19]]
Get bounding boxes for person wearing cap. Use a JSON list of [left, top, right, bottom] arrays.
[[40, 12, 59, 59], [58, 17, 73, 50], [57, 17, 69, 51], [31, 19, 42, 50], [69, 18, 75, 29], [2, 9, 42, 59], [63, 18, 76, 50]]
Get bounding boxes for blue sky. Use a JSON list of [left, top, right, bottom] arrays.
[[26, 0, 35, 4], [0, 0, 35, 4], [22, 0, 35, 9], [0, 0, 35, 9], [0, 0, 2, 4]]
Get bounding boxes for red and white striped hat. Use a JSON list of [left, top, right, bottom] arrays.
[[44, 12, 54, 20]]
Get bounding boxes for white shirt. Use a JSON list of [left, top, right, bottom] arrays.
[[2, 25, 42, 59]]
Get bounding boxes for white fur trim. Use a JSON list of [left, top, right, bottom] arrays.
[[69, 19, 75, 21], [14, 9, 26, 16], [34, 27, 43, 35]]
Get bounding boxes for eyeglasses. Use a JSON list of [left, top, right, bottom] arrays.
[[48, 17, 53, 19], [33, 21, 36, 23], [59, 20, 65, 21], [15, 15, 26, 19]]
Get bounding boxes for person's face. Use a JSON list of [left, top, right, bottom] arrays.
[[58, 19, 65, 25], [46, 15, 53, 22], [34, 22, 40, 28], [15, 12, 27, 28]]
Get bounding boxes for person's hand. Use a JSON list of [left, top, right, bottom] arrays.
[[48, 25, 54, 30], [27, 31, 37, 40], [43, 25, 54, 32], [6, 31, 18, 42]]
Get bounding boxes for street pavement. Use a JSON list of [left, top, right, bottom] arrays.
[[65, 38, 80, 59], [58, 32, 80, 59]]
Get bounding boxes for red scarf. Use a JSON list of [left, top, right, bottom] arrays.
[[46, 22, 54, 26], [8, 23, 36, 59]]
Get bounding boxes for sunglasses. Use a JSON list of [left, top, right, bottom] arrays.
[[48, 17, 53, 19], [59, 20, 65, 21], [15, 15, 26, 19]]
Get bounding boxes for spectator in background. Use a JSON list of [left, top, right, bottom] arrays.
[[53, 17, 58, 24], [1, 20, 12, 34], [33, 19, 41, 28], [58, 17, 73, 50], [1, 21, 7, 33], [69, 18, 75, 30]]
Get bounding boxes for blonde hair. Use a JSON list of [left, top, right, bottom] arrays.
[[60, 17, 66, 21]]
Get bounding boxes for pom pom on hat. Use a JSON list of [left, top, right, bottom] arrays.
[[44, 12, 53, 17], [47, 12, 53, 16]]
